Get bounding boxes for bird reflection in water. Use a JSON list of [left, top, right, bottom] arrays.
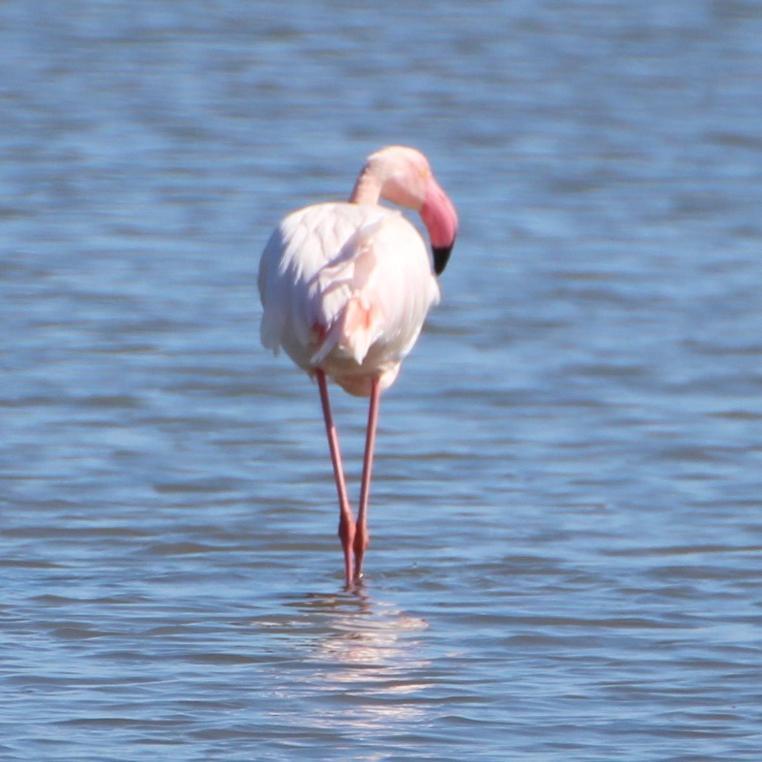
[[283, 588, 433, 728]]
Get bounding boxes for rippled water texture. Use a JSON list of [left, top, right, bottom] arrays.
[[3, 1, 762, 759]]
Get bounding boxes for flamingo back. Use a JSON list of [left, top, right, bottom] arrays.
[[259, 202, 440, 395]]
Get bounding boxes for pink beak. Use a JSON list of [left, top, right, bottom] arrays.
[[420, 177, 458, 275]]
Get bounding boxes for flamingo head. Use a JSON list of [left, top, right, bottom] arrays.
[[355, 146, 459, 275]]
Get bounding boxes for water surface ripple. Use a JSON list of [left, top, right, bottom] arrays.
[[2, 1, 762, 759]]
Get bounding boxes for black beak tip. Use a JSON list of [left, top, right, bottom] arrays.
[[432, 242, 454, 275]]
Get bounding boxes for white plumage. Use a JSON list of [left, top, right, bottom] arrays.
[[259, 202, 440, 396], [257, 146, 458, 585]]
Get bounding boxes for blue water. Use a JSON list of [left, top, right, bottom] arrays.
[[2, 1, 762, 759]]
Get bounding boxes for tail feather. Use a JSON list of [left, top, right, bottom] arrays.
[[341, 295, 381, 364], [310, 221, 385, 367], [310, 294, 381, 366]]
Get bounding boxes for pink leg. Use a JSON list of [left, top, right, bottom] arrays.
[[315, 369, 355, 586], [354, 376, 380, 581]]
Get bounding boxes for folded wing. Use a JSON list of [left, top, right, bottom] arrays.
[[259, 202, 439, 384]]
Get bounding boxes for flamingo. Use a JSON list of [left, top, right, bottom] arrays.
[[258, 145, 458, 586]]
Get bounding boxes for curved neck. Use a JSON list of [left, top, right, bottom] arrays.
[[348, 166, 382, 204]]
